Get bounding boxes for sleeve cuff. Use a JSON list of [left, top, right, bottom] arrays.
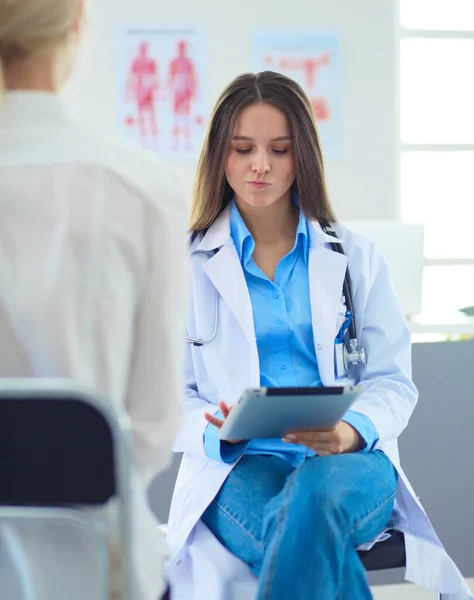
[[342, 410, 379, 452], [203, 410, 248, 463]]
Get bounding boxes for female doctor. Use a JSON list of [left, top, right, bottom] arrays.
[[0, 1, 186, 599], [167, 71, 472, 600]]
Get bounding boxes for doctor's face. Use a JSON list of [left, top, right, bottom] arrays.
[[225, 102, 296, 210]]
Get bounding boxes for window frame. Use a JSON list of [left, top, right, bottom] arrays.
[[397, 5, 474, 270]]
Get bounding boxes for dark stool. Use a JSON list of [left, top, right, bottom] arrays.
[[357, 529, 406, 572], [357, 531, 445, 598]]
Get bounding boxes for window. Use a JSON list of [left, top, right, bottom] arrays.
[[399, 1, 474, 318], [400, 0, 474, 32], [400, 38, 474, 144]]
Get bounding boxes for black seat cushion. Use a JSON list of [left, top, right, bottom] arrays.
[[357, 530, 406, 571], [0, 397, 116, 506]]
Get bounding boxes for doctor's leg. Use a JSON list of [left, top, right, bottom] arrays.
[[201, 454, 294, 575], [257, 450, 398, 600]]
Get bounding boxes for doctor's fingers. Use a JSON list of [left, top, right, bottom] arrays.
[[294, 440, 345, 455], [204, 402, 233, 426], [203, 411, 241, 444], [285, 430, 336, 444], [283, 434, 345, 454], [204, 412, 225, 428], [314, 449, 337, 457], [218, 401, 233, 418]]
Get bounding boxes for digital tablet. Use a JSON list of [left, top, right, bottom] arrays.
[[218, 386, 362, 441]]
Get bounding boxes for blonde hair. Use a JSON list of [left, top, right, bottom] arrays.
[[0, 0, 82, 94]]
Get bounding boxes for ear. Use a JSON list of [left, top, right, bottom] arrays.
[[72, 0, 86, 36]]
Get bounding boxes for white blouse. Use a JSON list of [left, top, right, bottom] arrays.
[[0, 91, 188, 600]]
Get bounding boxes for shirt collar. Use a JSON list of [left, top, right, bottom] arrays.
[[0, 91, 71, 130], [230, 200, 253, 265], [229, 198, 310, 266], [296, 205, 310, 265]]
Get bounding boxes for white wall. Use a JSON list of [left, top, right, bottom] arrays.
[[67, 0, 398, 220]]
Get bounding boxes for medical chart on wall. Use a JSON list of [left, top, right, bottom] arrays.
[[252, 33, 342, 159], [116, 25, 209, 158]]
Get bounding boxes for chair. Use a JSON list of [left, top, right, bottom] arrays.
[[358, 530, 446, 599], [0, 379, 135, 600]]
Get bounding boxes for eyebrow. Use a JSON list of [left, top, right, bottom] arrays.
[[231, 135, 293, 142]]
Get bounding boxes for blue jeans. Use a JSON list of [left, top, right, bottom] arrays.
[[202, 451, 398, 600]]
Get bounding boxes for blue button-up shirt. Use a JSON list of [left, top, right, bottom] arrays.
[[203, 200, 379, 465]]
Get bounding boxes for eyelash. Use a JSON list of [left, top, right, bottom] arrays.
[[235, 149, 288, 155]]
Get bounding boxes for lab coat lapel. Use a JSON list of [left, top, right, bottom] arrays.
[[201, 245, 259, 400], [308, 224, 348, 385], [200, 215, 256, 348]]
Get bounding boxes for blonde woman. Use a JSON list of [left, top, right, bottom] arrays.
[[0, 1, 186, 599]]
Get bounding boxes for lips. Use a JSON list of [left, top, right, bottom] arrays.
[[248, 182, 271, 190]]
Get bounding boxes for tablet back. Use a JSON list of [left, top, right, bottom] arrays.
[[218, 386, 362, 441]]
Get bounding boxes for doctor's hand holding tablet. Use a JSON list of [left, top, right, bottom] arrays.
[[204, 386, 365, 455], [204, 400, 241, 444]]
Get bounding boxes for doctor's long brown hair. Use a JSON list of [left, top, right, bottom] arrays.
[[190, 71, 337, 232]]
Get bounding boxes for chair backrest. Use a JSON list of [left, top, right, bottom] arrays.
[[0, 394, 116, 507], [0, 379, 135, 600]]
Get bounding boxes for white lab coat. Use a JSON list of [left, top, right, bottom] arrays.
[[166, 206, 473, 600], [0, 92, 187, 600]]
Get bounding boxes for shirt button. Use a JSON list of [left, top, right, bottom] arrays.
[[316, 344, 323, 351], [280, 364, 287, 370], [272, 291, 279, 299], [276, 318, 283, 325], [276, 340, 283, 345]]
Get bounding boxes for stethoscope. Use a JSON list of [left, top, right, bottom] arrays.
[[322, 224, 367, 369], [185, 224, 367, 370], [185, 292, 219, 347]]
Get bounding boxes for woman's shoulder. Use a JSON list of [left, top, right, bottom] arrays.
[[331, 223, 383, 262], [60, 124, 187, 212], [331, 222, 390, 288], [1, 115, 187, 217], [332, 223, 374, 249]]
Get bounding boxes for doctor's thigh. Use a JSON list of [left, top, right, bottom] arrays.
[[202, 451, 398, 600]]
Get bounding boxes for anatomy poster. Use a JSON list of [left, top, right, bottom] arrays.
[[116, 25, 208, 158], [252, 33, 341, 158]]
